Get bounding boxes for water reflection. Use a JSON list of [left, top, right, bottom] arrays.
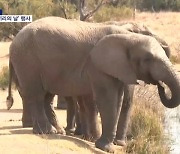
[[165, 106, 180, 154]]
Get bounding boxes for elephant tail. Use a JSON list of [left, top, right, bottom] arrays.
[[6, 61, 14, 110]]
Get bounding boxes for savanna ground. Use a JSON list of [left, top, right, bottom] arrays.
[[0, 12, 180, 154]]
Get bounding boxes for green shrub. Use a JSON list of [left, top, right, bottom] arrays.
[[0, 0, 136, 39], [93, 5, 133, 22], [0, 0, 79, 40], [0, 66, 9, 90]]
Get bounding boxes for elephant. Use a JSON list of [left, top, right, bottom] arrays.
[[19, 21, 171, 143], [6, 17, 180, 152], [55, 21, 171, 143]]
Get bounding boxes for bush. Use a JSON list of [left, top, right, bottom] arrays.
[[126, 105, 169, 154], [0, 66, 9, 90], [0, 0, 79, 40], [125, 86, 170, 154], [93, 5, 133, 22]]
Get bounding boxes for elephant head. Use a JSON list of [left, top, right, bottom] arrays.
[[90, 33, 180, 108], [105, 21, 171, 58]]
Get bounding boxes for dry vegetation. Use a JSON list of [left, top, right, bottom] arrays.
[[135, 12, 180, 63], [0, 12, 180, 153]]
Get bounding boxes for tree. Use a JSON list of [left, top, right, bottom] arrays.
[[79, 0, 110, 21], [55, 0, 111, 21]]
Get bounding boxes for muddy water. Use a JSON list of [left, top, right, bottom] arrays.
[[165, 106, 180, 154]]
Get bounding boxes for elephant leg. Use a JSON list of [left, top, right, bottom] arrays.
[[22, 94, 56, 134], [23, 91, 56, 134], [44, 93, 66, 135], [16, 89, 33, 128], [115, 85, 134, 146], [22, 101, 33, 127], [76, 96, 89, 138], [83, 95, 101, 141], [13, 55, 56, 134], [89, 69, 124, 152], [64, 96, 76, 134]]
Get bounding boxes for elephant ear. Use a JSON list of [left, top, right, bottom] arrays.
[[90, 34, 137, 84]]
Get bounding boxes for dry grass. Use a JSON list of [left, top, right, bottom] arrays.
[[125, 85, 170, 153], [120, 12, 180, 59], [135, 12, 180, 57]]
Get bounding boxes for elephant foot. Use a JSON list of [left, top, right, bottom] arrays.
[[81, 134, 91, 141], [95, 137, 115, 153], [81, 131, 100, 142], [90, 135, 99, 142], [114, 139, 126, 146], [65, 127, 75, 135], [91, 130, 101, 141], [81, 134, 97, 142], [74, 127, 82, 135], [55, 125, 66, 135], [33, 121, 57, 134]]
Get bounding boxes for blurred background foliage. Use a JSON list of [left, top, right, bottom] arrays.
[[1, 0, 180, 40]]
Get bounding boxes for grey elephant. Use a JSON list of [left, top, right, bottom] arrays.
[[6, 17, 180, 153], [7, 21, 171, 145], [55, 21, 171, 143]]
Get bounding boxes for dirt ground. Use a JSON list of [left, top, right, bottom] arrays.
[[0, 12, 180, 154]]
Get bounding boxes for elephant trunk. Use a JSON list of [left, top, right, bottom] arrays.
[[155, 62, 180, 108]]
